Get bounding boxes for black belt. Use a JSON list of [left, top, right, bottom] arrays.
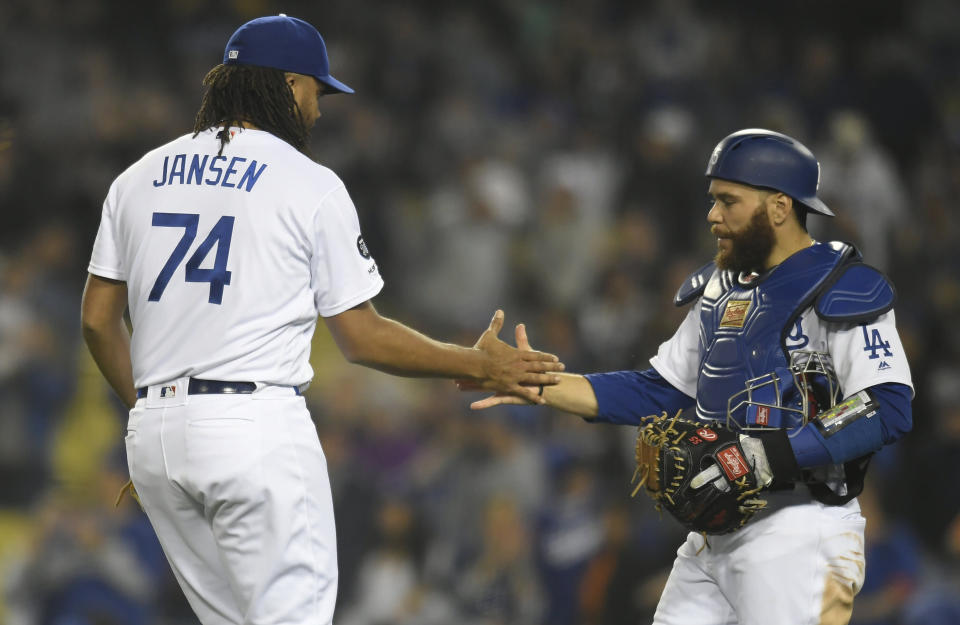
[[136, 378, 259, 399]]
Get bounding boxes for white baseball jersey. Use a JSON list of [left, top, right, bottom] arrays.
[[651, 290, 914, 401], [96, 126, 379, 624], [89, 127, 383, 388]]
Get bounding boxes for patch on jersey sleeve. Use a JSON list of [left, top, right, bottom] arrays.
[[719, 299, 751, 328], [357, 235, 371, 259]]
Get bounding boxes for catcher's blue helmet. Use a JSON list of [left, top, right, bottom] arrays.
[[705, 129, 833, 217]]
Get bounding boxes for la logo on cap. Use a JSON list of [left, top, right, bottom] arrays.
[[228, 50, 239, 59]]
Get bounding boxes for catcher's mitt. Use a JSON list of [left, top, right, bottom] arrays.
[[632, 412, 771, 535]]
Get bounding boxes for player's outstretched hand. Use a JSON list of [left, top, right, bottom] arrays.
[[462, 316, 558, 406], [468, 310, 563, 404]]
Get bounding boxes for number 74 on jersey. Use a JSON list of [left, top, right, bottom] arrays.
[[148, 212, 235, 305]]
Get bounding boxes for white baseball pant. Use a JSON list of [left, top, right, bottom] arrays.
[[653, 490, 866, 625], [125, 381, 338, 624]]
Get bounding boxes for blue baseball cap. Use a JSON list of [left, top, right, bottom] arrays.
[[223, 14, 354, 94]]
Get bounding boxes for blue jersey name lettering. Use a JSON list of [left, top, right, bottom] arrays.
[[153, 154, 268, 192]]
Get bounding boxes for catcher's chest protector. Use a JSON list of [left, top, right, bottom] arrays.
[[696, 242, 854, 424]]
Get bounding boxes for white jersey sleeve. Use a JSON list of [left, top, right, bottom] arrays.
[[88, 181, 125, 281], [311, 184, 384, 317], [649, 302, 701, 398], [823, 310, 913, 397]]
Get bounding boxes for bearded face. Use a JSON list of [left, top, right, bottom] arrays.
[[713, 203, 776, 274]]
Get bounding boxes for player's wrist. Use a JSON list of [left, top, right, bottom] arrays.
[[750, 429, 801, 488], [473, 346, 500, 382]]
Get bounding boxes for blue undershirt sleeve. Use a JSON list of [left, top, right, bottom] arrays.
[[584, 368, 695, 426], [789, 382, 913, 468]]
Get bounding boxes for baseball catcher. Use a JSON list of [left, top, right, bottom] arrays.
[[467, 128, 913, 624]]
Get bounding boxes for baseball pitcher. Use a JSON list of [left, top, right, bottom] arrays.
[[80, 15, 563, 625]]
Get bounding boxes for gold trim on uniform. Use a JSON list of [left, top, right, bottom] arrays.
[[720, 299, 752, 328]]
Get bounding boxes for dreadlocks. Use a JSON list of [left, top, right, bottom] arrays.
[[193, 64, 311, 156]]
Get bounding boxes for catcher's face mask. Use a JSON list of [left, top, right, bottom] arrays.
[[726, 350, 840, 431]]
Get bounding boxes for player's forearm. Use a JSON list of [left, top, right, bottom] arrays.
[[540, 373, 599, 418], [81, 275, 136, 409], [336, 314, 485, 379], [583, 369, 695, 425], [789, 382, 913, 468], [82, 320, 137, 409]]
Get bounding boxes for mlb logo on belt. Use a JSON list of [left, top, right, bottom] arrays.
[[160, 385, 177, 398], [720, 299, 752, 328]]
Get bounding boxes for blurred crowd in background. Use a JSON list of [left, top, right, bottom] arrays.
[[1, 0, 959, 624]]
